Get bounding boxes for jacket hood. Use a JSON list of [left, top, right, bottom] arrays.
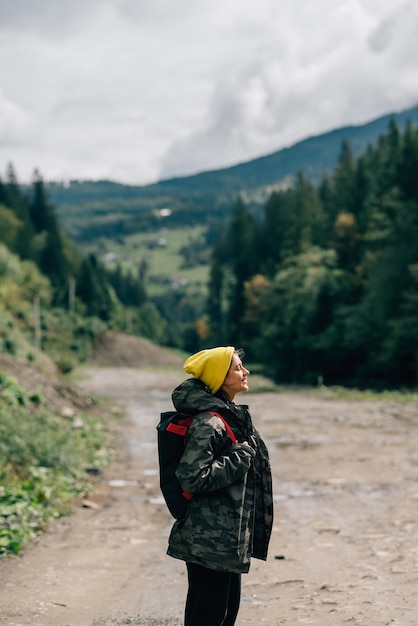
[[172, 377, 229, 414]]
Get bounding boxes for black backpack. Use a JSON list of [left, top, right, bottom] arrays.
[[156, 410, 237, 520]]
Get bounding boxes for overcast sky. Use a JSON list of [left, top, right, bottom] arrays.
[[0, 0, 418, 186]]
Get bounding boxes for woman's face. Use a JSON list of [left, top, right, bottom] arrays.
[[220, 353, 250, 401]]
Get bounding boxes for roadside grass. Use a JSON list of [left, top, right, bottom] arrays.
[[0, 373, 116, 557], [317, 385, 418, 403]]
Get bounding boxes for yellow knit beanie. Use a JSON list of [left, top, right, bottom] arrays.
[[183, 346, 235, 394]]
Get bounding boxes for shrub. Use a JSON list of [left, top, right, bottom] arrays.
[[0, 374, 115, 556]]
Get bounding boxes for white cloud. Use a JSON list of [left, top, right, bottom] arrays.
[[0, 91, 31, 144], [0, 0, 417, 185]]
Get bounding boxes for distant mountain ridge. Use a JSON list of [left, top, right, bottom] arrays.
[[151, 103, 418, 192], [48, 103, 418, 241]]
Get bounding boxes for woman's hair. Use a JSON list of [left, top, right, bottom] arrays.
[[214, 348, 244, 402]]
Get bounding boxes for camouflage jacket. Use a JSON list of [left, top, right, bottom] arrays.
[[166, 377, 273, 574]]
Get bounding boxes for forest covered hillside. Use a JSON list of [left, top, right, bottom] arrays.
[[1, 106, 418, 389]]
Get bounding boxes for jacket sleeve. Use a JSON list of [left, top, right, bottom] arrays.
[[175, 412, 255, 495]]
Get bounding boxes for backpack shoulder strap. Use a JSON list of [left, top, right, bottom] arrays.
[[158, 409, 237, 443], [207, 411, 237, 444], [165, 415, 193, 436]]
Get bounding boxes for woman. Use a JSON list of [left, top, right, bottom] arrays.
[[167, 346, 273, 626]]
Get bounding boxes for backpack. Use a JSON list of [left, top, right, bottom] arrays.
[[156, 410, 237, 520]]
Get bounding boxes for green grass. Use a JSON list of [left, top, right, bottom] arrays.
[[316, 385, 418, 403], [0, 373, 116, 556]]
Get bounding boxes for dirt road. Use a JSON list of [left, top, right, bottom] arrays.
[[1, 366, 418, 625]]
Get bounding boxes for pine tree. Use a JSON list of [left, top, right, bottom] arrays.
[[3, 164, 34, 259], [318, 173, 338, 247], [39, 220, 70, 302], [259, 191, 291, 277], [352, 156, 373, 228], [224, 197, 259, 347], [333, 140, 356, 215], [29, 170, 57, 233], [206, 238, 227, 344], [77, 254, 114, 320], [397, 121, 418, 201], [0, 175, 11, 207], [374, 119, 402, 196], [284, 173, 325, 255]]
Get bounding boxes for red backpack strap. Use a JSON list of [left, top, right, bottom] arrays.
[[207, 411, 237, 444], [166, 416, 193, 436], [181, 411, 237, 503]]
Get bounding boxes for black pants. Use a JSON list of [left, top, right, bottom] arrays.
[[184, 562, 241, 626]]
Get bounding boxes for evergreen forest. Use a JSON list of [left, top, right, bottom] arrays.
[[205, 120, 418, 388], [0, 165, 171, 370], [1, 118, 418, 388]]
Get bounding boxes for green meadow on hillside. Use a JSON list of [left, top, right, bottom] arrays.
[[86, 225, 210, 296]]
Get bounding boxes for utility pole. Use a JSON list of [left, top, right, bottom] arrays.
[[34, 294, 41, 354]]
